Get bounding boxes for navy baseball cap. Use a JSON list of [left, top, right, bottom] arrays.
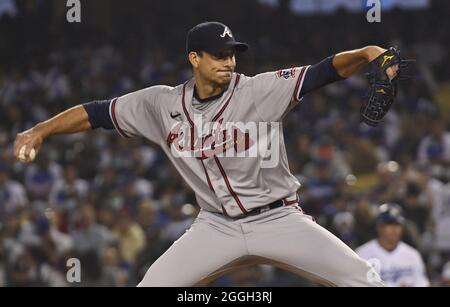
[[376, 203, 405, 225], [186, 21, 249, 55]]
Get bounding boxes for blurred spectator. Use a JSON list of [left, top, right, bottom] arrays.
[[49, 164, 89, 210], [1, 210, 68, 286], [18, 204, 73, 259], [302, 160, 338, 216], [302, 136, 351, 179], [347, 138, 379, 176], [75, 249, 117, 287], [352, 196, 377, 244], [368, 161, 402, 204], [101, 245, 131, 287], [405, 165, 450, 254], [137, 200, 159, 231], [71, 204, 116, 256], [331, 212, 357, 249], [113, 209, 145, 266], [400, 182, 429, 234], [0, 162, 28, 215], [24, 150, 62, 201], [97, 204, 118, 230], [356, 204, 429, 287], [6, 247, 47, 286], [135, 201, 168, 281], [160, 205, 195, 244], [417, 118, 450, 166]]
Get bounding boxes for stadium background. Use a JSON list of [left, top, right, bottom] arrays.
[[1, 0, 450, 286]]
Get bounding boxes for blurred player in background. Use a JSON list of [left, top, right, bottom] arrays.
[[356, 203, 429, 287]]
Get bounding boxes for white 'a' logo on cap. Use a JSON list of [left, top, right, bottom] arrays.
[[220, 26, 233, 38]]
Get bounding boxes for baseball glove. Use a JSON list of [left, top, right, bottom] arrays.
[[360, 47, 414, 126]]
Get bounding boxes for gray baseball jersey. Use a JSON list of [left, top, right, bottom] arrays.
[[111, 68, 308, 217], [109, 68, 384, 286]]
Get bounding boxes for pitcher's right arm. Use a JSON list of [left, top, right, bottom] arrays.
[[13, 100, 111, 162]]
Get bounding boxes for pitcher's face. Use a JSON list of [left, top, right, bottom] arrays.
[[190, 48, 236, 86]]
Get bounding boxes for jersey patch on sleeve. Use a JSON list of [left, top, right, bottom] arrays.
[[276, 68, 296, 80]]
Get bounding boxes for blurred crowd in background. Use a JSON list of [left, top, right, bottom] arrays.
[[1, 0, 450, 286]]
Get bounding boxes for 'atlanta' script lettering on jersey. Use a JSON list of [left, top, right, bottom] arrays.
[[166, 118, 254, 159], [165, 116, 281, 166]]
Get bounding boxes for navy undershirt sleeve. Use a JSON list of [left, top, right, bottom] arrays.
[[82, 100, 114, 130], [300, 55, 345, 97]]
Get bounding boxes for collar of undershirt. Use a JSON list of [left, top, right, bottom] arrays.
[[193, 86, 226, 103]]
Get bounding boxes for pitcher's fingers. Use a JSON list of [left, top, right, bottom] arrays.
[[13, 137, 22, 157], [16, 144, 27, 160], [23, 145, 32, 158], [17, 145, 26, 161]]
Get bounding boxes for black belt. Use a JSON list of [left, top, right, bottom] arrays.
[[226, 198, 296, 220]]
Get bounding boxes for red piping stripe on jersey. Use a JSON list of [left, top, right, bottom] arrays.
[[200, 159, 215, 192], [181, 81, 196, 151], [282, 194, 306, 215], [210, 75, 246, 213], [181, 75, 247, 213], [213, 156, 248, 214], [200, 160, 232, 218], [283, 193, 299, 206], [181, 81, 195, 127], [181, 75, 241, 125], [292, 66, 308, 102], [212, 74, 241, 122], [111, 98, 131, 138]]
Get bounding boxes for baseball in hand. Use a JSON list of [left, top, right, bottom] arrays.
[[18, 146, 36, 163]]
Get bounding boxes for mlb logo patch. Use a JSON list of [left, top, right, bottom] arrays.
[[276, 68, 296, 79]]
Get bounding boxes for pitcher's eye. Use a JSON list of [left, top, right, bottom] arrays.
[[212, 49, 235, 60]]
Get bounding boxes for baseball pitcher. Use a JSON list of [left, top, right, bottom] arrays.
[[14, 21, 412, 286]]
